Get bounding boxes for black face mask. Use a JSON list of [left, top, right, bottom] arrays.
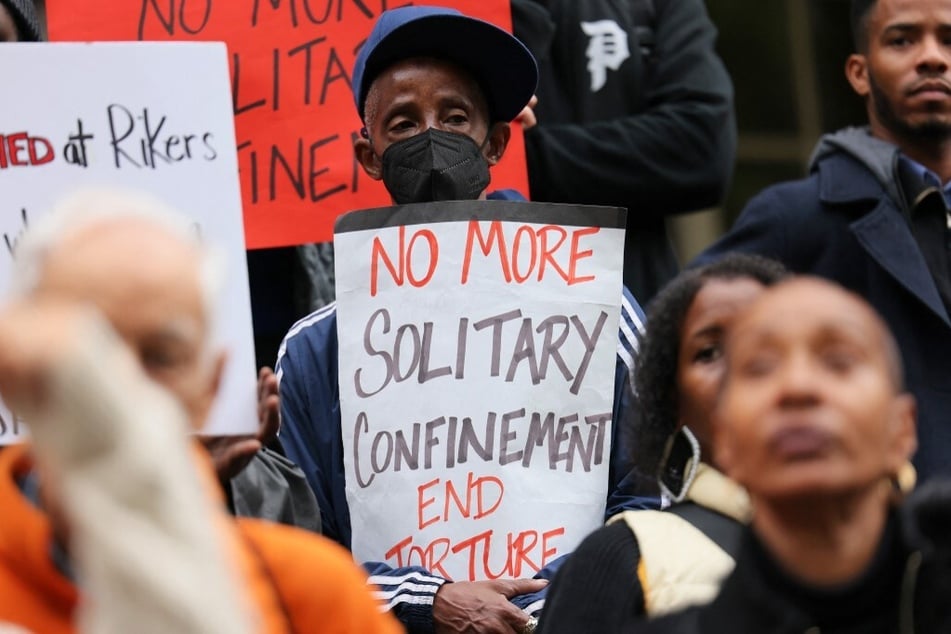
[[380, 128, 491, 205]]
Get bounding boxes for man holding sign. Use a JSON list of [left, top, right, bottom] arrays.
[[277, 7, 650, 633]]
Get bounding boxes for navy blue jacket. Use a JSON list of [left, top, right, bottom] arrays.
[[697, 135, 951, 481]]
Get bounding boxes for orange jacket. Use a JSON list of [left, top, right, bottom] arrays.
[[0, 445, 403, 634]]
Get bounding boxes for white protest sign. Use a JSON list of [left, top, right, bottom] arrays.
[[0, 42, 256, 442], [335, 201, 625, 581]]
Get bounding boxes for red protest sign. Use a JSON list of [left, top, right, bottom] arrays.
[[45, 1, 530, 249]]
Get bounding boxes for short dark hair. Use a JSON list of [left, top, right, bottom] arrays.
[[851, 0, 877, 52], [633, 254, 788, 451]]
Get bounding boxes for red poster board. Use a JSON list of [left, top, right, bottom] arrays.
[[46, 0, 530, 249]]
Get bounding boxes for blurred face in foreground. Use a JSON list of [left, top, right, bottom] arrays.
[[713, 278, 916, 503], [34, 217, 222, 430]]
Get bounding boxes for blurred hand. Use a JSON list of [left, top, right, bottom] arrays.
[[200, 367, 280, 482], [433, 578, 547, 634], [0, 299, 96, 413], [515, 95, 539, 130]]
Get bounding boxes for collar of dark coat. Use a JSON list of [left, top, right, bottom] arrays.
[[816, 151, 894, 207], [816, 149, 948, 218], [813, 151, 951, 327]]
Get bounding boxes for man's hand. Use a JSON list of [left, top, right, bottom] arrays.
[[0, 299, 100, 414], [199, 367, 280, 482], [515, 95, 539, 130], [433, 578, 548, 634]]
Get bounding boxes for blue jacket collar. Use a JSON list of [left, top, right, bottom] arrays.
[[816, 151, 893, 206]]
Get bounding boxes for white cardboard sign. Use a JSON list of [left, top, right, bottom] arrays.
[[335, 201, 625, 581], [0, 42, 256, 441]]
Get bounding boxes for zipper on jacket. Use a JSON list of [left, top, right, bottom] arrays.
[[899, 550, 922, 634]]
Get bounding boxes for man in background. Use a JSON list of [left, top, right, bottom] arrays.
[[697, 0, 951, 480]]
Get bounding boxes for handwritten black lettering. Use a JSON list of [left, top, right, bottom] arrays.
[[63, 119, 94, 168], [108, 104, 216, 170], [3, 207, 28, 257], [352, 407, 611, 487]]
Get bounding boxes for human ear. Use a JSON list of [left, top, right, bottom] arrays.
[[354, 137, 383, 181], [846, 54, 871, 98], [483, 122, 511, 166], [886, 393, 918, 475]]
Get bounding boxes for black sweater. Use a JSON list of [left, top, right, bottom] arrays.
[[511, 0, 736, 301]]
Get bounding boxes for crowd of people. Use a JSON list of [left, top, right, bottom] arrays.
[[2, 0, 951, 632]]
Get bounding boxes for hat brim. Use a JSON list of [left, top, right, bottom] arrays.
[[358, 14, 538, 123]]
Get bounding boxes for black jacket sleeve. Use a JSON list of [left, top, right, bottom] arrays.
[[523, 0, 736, 221], [537, 521, 645, 634]]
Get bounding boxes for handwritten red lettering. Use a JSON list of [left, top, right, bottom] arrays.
[[370, 225, 440, 297], [444, 475, 470, 521], [541, 527, 565, 563], [414, 472, 506, 527], [384, 535, 413, 567], [568, 227, 599, 285], [406, 229, 439, 288], [537, 225, 569, 281], [473, 474, 503, 520], [462, 220, 511, 283], [417, 477, 440, 530], [386, 525, 567, 581], [0, 133, 54, 169], [461, 221, 598, 286], [511, 225, 537, 283]]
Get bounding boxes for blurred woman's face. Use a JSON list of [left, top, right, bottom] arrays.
[[676, 277, 766, 462]]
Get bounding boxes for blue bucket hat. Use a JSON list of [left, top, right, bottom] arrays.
[[352, 6, 538, 124]]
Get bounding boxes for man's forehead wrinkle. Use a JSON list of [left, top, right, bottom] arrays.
[[366, 57, 489, 121]]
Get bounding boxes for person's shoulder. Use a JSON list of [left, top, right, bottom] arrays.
[[743, 172, 822, 213], [579, 518, 641, 555], [282, 303, 338, 349], [275, 303, 338, 377], [237, 517, 349, 567], [618, 286, 645, 366], [236, 518, 403, 632]]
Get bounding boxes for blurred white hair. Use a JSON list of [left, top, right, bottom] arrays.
[[12, 188, 225, 335]]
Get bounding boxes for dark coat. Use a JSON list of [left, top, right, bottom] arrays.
[[513, 0, 736, 301], [697, 146, 951, 481]]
